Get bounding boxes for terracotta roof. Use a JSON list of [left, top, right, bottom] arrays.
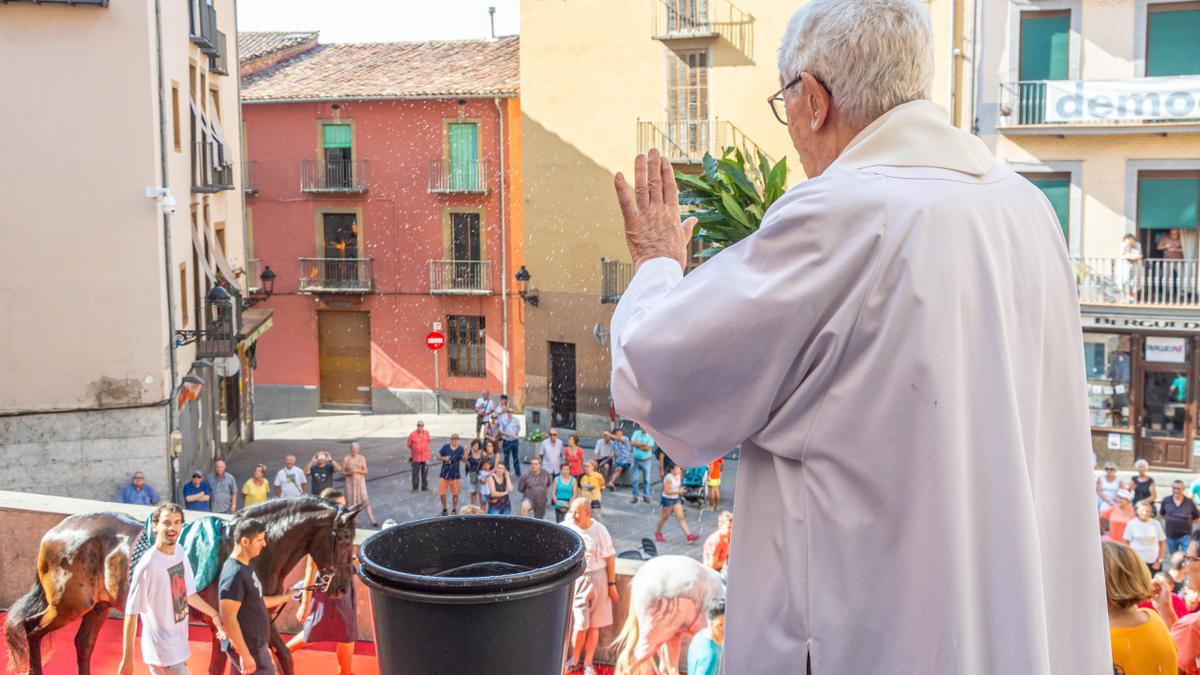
[[238, 31, 319, 64], [241, 36, 520, 102]]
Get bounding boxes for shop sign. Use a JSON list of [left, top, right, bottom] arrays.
[[1083, 315, 1200, 332], [1146, 336, 1188, 363], [1108, 433, 1134, 452]]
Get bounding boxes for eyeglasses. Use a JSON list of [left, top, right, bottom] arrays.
[[767, 72, 829, 126]]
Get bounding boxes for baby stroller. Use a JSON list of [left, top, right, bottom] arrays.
[[680, 466, 708, 506]]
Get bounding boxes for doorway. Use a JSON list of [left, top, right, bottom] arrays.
[[549, 342, 577, 430], [1137, 339, 1192, 469], [318, 311, 371, 407]]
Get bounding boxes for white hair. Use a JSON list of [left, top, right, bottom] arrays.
[[1134, 459, 1149, 470], [777, 0, 934, 126]]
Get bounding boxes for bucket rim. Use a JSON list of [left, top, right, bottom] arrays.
[[357, 514, 586, 595]]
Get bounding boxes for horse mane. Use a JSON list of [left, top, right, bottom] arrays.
[[232, 496, 339, 541]]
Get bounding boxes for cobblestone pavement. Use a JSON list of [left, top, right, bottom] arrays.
[[227, 413, 738, 561]]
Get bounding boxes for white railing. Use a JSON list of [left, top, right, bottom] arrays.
[[1076, 257, 1200, 307], [429, 159, 489, 193], [999, 78, 1200, 128], [298, 258, 373, 293], [429, 260, 493, 295]]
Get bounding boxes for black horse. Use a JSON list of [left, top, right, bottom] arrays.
[[4, 496, 363, 675]]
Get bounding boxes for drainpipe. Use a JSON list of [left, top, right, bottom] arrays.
[[154, 0, 180, 500], [495, 97, 509, 398], [949, 0, 959, 127]]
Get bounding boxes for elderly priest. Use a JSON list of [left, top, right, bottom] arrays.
[[609, 0, 1110, 672]]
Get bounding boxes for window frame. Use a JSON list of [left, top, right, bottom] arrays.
[[1145, 1, 1200, 77], [447, 315, 487, 379]]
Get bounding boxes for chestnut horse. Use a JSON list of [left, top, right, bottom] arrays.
[[4, 496, 363, 675]]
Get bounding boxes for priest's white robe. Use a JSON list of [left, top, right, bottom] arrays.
[[611, 101, 1111, 673]]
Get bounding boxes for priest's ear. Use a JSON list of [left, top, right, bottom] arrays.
[[798, 71, 832, 131]]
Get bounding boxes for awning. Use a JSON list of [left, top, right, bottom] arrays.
[[204, 220, 239, 286], [190, 216, 216, 283], [239, 308, 273, 347]]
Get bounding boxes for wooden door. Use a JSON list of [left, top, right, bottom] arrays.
[[1137, 351, 1192, 469], [318, 311, 371, 407], [549, 342, 577, 429]]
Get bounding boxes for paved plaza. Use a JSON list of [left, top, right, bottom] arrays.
[[226, 413, 738, 560]]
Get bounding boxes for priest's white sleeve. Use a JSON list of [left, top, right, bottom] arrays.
[[610, 172, 886, 468]]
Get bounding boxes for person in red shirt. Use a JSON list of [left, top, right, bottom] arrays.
[[1102, 489, 1137, 543], [407, 420, 431, 492], [703, 511, 733, 576], [564, 434, 586, 483], [707, 457, 724, 510]]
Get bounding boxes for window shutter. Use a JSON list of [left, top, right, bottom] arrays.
[[1139, 176, 1200, 230], [448, 123, 479, 190], [322, 124, 352, 149], [1019, 13, 1070, 81], [1147, 6, 1200, 76]]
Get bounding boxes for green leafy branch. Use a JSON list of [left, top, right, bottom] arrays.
[[676, 147, 788, 259]]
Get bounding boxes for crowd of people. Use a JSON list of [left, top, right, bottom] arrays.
[[1099, 459, 1200, 673]]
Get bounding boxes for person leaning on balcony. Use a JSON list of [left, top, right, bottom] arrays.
[[1159, 228, 1185, 260], [1120, 234, 1143, 301], [607, 0, 1110, 670]]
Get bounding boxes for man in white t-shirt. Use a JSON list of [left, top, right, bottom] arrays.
[[474, 391, 498, 439], [563, 498, 618, 675], [1124, 502, 1167, 573], [273, 455, 307, 498], [120, 503, 225, 675], [539, 429, 565, 479]]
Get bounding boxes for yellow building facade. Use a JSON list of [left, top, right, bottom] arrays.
[[0, 0, 256, 499], [975, 0, 1200, 469], [519, 0, 969, 433]]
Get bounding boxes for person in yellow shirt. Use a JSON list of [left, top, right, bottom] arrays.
[[1104, 540, 1177, 674], [241, 464, 271, 508], [579, 460, 606, 516]]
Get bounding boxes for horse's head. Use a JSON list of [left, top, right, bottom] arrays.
[[307, 501, 364, 598]]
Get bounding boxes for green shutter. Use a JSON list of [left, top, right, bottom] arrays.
[[1028, 176, 1070, 240], [448, 123, 479, 190], [1019, 13, 1070, 81], [322, 124, 352, 149], [1147, 8, 1200, 76], [1139, 177, 1200, 230]]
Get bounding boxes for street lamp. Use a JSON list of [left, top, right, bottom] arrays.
[[515, 266, 538, 307], [243, 265, 276, 308]]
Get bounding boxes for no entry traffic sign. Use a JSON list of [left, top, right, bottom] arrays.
[[426, 331, 446, 350]]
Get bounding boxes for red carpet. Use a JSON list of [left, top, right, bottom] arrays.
[[0, 613, 615, 674], [0, 613, 378, 675]]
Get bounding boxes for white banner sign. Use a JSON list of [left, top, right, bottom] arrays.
[[1044, 77, 1200, 123], [1146, 336, 1188, 363]]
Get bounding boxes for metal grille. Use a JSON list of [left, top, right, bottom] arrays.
[[448, 315, 487, 378]]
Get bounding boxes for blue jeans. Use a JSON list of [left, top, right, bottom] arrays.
[[503, 440, 521, 476], [632, 458, 652, 499], [1168, 534, 1191, 558]]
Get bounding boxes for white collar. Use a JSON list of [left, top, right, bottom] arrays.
[[824, 100, 995, 177]]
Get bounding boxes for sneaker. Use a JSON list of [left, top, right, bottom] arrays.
[[631, 497, 639, 504], [607, 483, 615, 492], [440, 509, 448, 516], [687, 533, 700, 544], [584, 666, 598, 675], [643, 496, 652, 504], [654, 531, 666, 543]]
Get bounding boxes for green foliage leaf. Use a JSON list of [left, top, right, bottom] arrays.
[[720, 191, 752, 230], [765, 158, 788, 204], [718, 159, 762, 206], [675, 172, 716, 195], [702, 153, 719, 183]]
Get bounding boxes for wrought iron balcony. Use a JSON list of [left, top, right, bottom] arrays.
[[636, 119, 775, 168], [651, 0, 752, 43], [1076, 257, 1200, 308], [189, 0, 218, 55], [428, 159, 489, 194], [429, 260, 494, 295], [300, 159, 368, 193], [601, 258, 634, 304], [999, 78, 1200, 132], [192, 141, 234, 193], [299, 258, 373, 293]]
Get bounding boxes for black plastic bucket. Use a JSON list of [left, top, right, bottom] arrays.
[[357, 514, 586, 674]]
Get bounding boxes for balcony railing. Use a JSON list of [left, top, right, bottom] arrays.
[[636, 119, 775, 169], [189, 0, 218, 55], [1076, 257, 1200, 308], [429, 159, 489, 194], [243, 161, 258, 195], [429, 260, 494, 295], [651, 0, 753, 46], [210, 30, 229, 76], [301, 159, 368, 193], [299, 258, 373, 293], [999, 78, 1200, 129], [601, 258, 634, 304], [192, 140, 234, 192]]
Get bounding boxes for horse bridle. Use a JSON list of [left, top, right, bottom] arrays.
[[268, 506, 356, 623]]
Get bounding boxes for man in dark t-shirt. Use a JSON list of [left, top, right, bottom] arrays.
[[1162, 480, 1200, 558], [305, 452, 341, 497], [438, 434, 466, 515], [218, 519, 291, 674]]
